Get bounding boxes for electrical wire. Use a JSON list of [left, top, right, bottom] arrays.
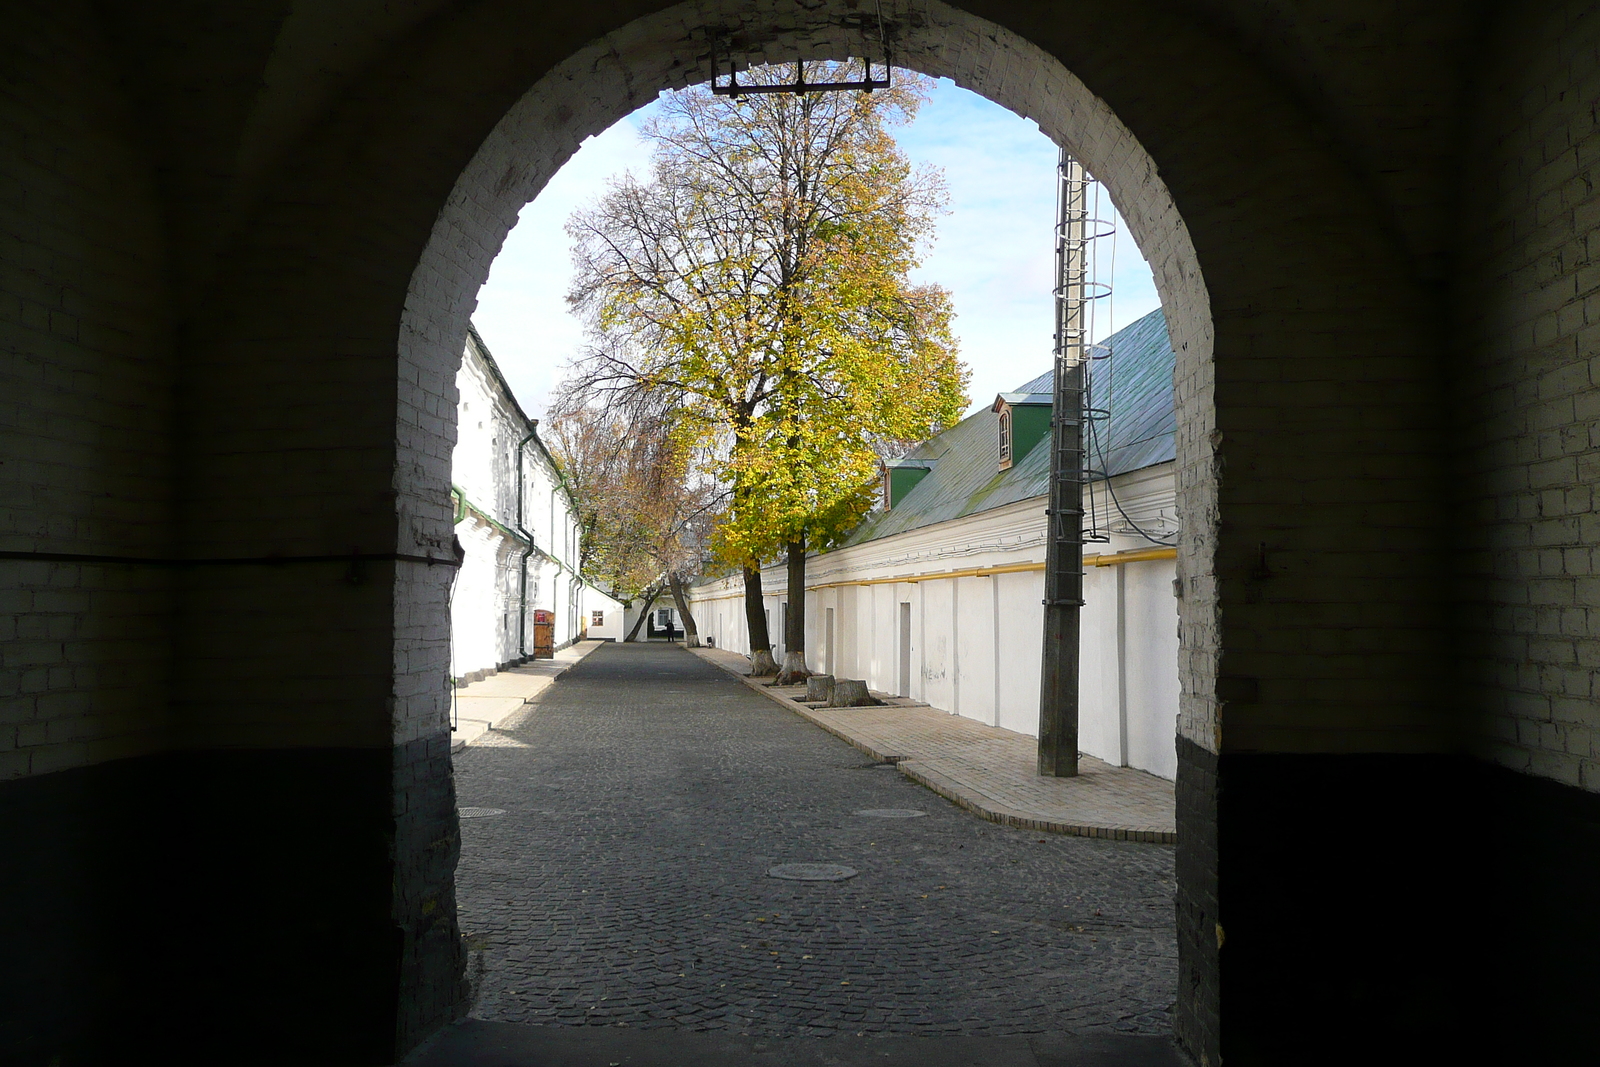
[[1085, 386, 1178, 547], [1083, 187, 1177, 548]]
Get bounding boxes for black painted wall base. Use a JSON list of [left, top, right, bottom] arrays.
[[8, 738, 1596, 1065], [1175, 738, 1600, 1066], [1485, 764, 1600, 1066], [0, 740, 466, 1066]]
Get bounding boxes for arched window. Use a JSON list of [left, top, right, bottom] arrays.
[[998, 405, 1014, 470]]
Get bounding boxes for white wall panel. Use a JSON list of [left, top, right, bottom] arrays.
[[995, 570, 1045, 735], [955, 576, 997, 725], [1125, 559, 1180, 779]]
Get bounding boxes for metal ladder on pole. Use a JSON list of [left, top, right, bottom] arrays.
[[1038, 150, 1112, 777]]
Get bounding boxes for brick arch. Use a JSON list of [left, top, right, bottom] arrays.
[[388, 4, 1438, 1062], [2, 2, 1476, 1064]]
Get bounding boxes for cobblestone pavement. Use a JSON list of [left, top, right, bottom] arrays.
[[452, 642, 1177, 1039]]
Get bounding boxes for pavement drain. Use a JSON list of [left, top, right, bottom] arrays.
[[767, 863, 859, 882], [458, 807, 507, 818], [853, 808, 927, 818]]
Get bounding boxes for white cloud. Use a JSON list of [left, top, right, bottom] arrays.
[[472, 79, 1162, 422]]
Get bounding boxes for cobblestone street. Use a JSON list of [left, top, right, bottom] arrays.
[[452, 642, 1177, 1039]]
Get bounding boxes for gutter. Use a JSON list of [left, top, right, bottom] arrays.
[[452, 487, 530, 546], [515, 425, 538, 660], [461, 326, 612, 645], [682, 546, 1177, 602]]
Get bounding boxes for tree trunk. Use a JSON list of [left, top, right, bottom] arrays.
[[625, 587, 660, 643], [744, 564, 778, 675], [829, 679, 877, 707], [776, 537, 810, 684], [668, 572, 701, 648]]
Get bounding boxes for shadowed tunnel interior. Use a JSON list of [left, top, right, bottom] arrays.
[[4, 2, 1600, 1064]]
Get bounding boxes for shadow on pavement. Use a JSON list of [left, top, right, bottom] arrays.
[[402, 1019, 1189, 1066]]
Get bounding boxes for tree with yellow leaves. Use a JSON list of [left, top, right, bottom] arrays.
[[545, 402, 718, 645], [562, 62, 967, 676]]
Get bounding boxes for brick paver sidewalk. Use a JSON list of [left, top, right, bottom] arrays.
[[691, 647, 1175, 844]]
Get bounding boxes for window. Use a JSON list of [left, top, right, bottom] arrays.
[[997, 405, 1014, 470], [591, 611, 605, 627]]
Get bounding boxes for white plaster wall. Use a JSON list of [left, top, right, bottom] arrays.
[[449, 515, 521, 678], [582, 586, 624, 641], [1079, 563, 1122, 763], [955, 576, 997, 725], [1125, 559, 1182, 779], [995, 570, 1046, 736], [919, 579, 956, 713], [452, 343, 520, 527], [688, 463, 1181, 778], [450, 332, 603, 675]]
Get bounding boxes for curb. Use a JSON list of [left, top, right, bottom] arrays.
[[688, 647, 1176, 844]]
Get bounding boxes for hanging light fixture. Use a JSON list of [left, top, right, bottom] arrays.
[[710, 2, 891, 97]]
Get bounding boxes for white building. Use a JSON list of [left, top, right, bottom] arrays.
[[687, 309, 1180, 779], [450, 327, 622, 681]]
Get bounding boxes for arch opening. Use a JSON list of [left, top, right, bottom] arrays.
[[8, 1, 1496, 1063], [401, 0, 1215, 1058], [398, 0, 1215, 764]]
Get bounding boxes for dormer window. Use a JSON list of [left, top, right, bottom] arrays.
[[883, 458, 935, 511], [991, 391, 1052, 471]]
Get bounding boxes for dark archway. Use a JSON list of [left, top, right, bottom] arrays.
[[394, 4, 1436, 1060], [8, 2, 1595, 1065]]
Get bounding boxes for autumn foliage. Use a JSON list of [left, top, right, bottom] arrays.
[[559, 63, 968, 660]]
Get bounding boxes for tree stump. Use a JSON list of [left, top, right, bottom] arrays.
[[829, 679, 877, 707], [805, 675, 835, 702], [775, 650, 811, 685]]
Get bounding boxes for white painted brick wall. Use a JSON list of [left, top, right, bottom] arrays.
[[1, 2, 176, 779], [1459, 0, 1600, 791]]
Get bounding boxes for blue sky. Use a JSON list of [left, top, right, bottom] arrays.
[[472, 77, 1160, 421]]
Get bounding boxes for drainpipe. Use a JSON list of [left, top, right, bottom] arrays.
[[515, 421, 539, 661]]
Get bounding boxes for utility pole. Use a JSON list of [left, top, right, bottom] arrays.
[[1038, 150, 1090, 777]]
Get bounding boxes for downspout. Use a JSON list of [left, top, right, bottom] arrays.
[[515, 421, 539, 661]]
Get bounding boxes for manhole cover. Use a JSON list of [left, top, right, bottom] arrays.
[[853, 808, 926, 818], [457, 807, 506, 818], [768, 863, 859, 882]]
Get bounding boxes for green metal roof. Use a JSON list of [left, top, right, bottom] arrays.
[[837, 307, 1174, 548]]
